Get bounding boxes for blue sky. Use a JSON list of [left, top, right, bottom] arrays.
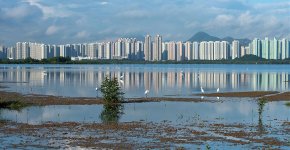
[[0, 0, 289, 45]]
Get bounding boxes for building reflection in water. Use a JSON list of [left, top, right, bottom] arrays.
[[0, 66, 289, 97]]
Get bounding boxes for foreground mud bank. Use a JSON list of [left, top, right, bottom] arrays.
[[0, 90, 290, 107], [199, 91, 290, 101], [0, 120, 289, 149], [198, 91, 278, 98], [0, 91, 213, 106]]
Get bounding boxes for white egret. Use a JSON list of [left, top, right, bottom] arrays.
[[200, 87, 204, 93], [119, 79, 124, 85], [145, 89, 149, 97], [42, 71, 47, 76], [217, 88, 220, 93], [95, 86, 99, 98], [120, 75, 124, 79]]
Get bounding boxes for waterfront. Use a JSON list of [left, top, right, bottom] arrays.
[[0, 64, 289, 149], [1, 64, 290, 98]]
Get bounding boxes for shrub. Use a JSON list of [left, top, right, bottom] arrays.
[[100, 76, 124, 104]]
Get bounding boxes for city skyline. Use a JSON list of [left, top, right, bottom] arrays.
[[0, 0, 290, 45], [0, 35, 289, 61]]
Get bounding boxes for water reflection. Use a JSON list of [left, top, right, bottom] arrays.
[[100, 104, 124, 123], [0, 65, 290, 98]]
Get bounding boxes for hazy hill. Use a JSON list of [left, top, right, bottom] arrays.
[[188, 31, 251, 46]]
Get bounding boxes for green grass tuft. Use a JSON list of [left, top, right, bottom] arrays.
[[0, 100, 28, 110]]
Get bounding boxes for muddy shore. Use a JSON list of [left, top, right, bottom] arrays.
[[198, 91, 278, 98], [1, 90, 290, 106], [0, 120, 288, 149], [0, 90, 214, 106]]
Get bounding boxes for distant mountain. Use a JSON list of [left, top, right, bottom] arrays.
[[188, 32, 220, 42], [188, 31, 251, 46]]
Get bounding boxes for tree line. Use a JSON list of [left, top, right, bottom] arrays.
[[1, 55, 290, 64]]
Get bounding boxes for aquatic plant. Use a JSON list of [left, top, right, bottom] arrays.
[[206, 144, 211, 150], [257, 98, 267, 133], [286, 102, 290, 107], [0, 100, 27, 110], [100, 104, 123, 123], [100, 76, 124, 104]]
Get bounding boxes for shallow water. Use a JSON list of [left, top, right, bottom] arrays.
[[1, 64, 290, 98], [1, 100, 289, 125], [0, 64, 290, 148]]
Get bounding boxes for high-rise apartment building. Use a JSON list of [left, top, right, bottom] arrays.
[[281, 38, 289, 59], [252, 38, 261, 57], [232, 40, 240, 59], [193, 42, 199, 60], [144, 35, 152, 61], [270, 38, 278, 59], [184, 41, 192, 60], [261, 38, 270, 59], [199, 41, 207, 60], [214, 41, 220, 60], [153, 35, 162, 61], [176, 41, 184, 61], [168, 42, 176, 61]]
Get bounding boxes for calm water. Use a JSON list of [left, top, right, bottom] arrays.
[[1, 64, 290, 98], [0, 64, 289, 149], [0, 100, 289, 125]]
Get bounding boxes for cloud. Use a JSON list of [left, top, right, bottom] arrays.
[[117, 10, 149, 18], [3, 6, 31, 19], [45, 25, 62, 35], [23, 0, 70, 19], [1, 0, 289, 45], [76, 31, 89, 38], [99, 1, 109, 5]]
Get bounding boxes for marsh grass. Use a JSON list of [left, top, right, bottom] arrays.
[[0, 100, 28, 110]]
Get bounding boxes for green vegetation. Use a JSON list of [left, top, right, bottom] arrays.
[[286, 102, 290, 107], [0, 100, 27, 110], [100, 104, 123, 123], [206, 144, 211, 150], [99, 76, 124, 123], [100, 76, 124, 104], [257, 98, 267, 133], [2, 55, 290, 64]]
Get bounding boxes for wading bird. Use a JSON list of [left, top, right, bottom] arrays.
[[200, 87, 204, 93], [145, 89, 149, 98]]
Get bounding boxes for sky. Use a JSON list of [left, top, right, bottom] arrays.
[[0, 0, 290, 45]]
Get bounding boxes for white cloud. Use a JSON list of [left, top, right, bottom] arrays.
[[117, 10, 149, 18], [3, 6, 31, 19], [99, 1, 109, 5], [24, 0, 70, 19], [45, 25, 62, 35], [76, 31, 89, 38]]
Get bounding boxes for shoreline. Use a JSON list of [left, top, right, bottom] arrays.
[[1, 87, 289, 149], [0, 120, 289, 149], [0, 90, 290, 107]]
